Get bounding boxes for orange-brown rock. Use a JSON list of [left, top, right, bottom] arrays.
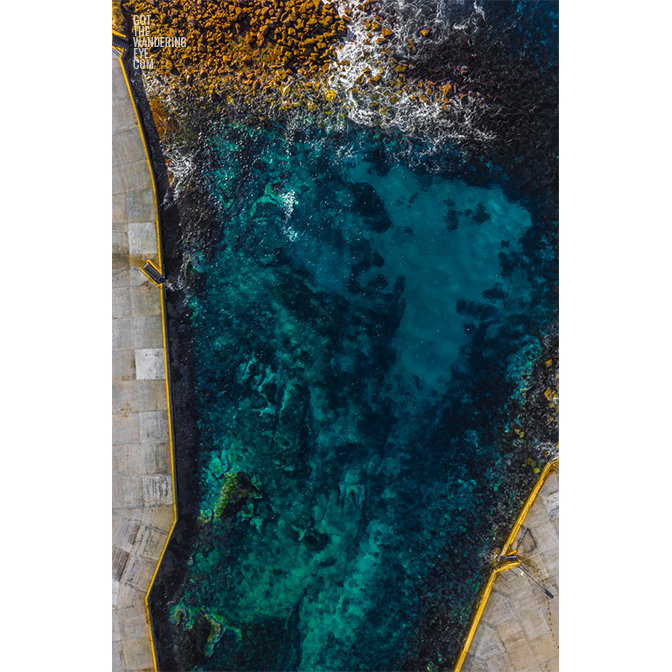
[[125, 0, 347, 98], [120, 0, 467, 123]]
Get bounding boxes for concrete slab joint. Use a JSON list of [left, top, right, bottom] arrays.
[[112, 49, 175, 672]]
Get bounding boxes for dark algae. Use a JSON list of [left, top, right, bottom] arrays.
[[124, 1, 558, 670]]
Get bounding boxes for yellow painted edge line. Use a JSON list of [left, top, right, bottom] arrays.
[[452, 457, 559, 672], [116, 46, 163, 274], [144, 287, 178, 672], [501, 458, 559, 557], [115, 49, 176, 672], [453, 559, 521, 672]]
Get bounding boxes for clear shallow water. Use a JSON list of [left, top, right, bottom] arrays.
[[143, 3, 559, 670], [343, 162, 532, 393], [151, 127, 553, 671]]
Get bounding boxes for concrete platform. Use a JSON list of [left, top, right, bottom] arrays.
[[462, 471, 559, 672], [112, 48, 175, 672]]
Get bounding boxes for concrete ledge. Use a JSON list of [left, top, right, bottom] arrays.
[[462, 471, 559, 672], [112, 48, 175, 672]]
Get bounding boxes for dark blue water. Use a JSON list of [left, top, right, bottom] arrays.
[[142, 2, 559, 670]]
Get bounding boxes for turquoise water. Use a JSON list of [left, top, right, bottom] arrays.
[[150, 126, 554, 671], [144, 3, 559, 670]]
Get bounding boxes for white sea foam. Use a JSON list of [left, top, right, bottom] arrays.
[[324, 0, 491, 146], [280, 189, 298, 220], [164, 146, 196, 200], [137, 0, 496, 204], [278, 190, 301, 241]]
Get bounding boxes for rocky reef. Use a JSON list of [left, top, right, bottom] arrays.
[[119, 0, 485, 132], [124, 0, 348, 86], [118, 2, 559, 671], [139, 123, 558, 671]]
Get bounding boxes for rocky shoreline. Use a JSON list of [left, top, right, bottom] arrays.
[[116, 3, 559, 670]]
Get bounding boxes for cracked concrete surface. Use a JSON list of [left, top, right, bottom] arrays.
[[112, 48, 174, 672]]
